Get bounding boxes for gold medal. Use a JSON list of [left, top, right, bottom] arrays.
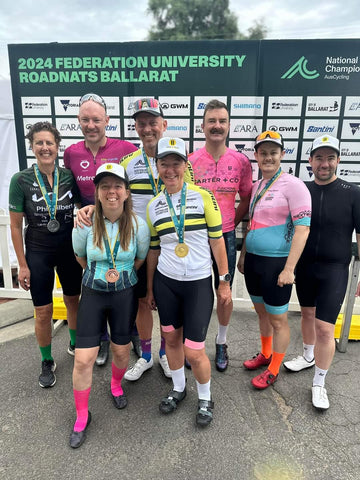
[[175, 243, 189, 257], [105, 268, 120, 283]]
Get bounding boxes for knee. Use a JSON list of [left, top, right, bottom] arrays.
[[185, 349, 206, 367], [316, 325, 334, 344], [63, 295, 79, 309]]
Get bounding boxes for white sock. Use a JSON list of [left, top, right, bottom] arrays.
[[196, 379, 211, 401], [216, 326, 228, 344], [313, 366, 328, 387], [303, 343, 315, 362], [170, 366, 186, 392]]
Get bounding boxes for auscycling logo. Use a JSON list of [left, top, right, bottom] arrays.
[[281, 56, 320, 80]]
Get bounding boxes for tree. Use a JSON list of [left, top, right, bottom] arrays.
[[147, 0, 255, 41]]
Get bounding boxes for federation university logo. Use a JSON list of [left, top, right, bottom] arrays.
[[281, 56, 320, 80]]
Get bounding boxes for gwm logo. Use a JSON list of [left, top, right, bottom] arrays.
[[281, 56, 320, 80]]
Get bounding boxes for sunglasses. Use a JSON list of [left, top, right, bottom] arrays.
[[79, 93, 107, 112], [256, 130, 282, 141]]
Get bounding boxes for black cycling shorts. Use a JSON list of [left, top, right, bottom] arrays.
[[244, 252, 292, 314], [296, 261, 349, 324], [76, 285, 138, 348], [135, 261, 147, 299], [26, 242, 82, 307], [153, 270, 214, 346]]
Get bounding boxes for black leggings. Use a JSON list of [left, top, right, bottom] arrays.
[[76, 285, 138, 348]]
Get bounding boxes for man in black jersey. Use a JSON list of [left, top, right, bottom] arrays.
[[284, 135, 360, 410]]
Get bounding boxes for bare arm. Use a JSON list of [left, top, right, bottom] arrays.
[[9, 211, 30, 291], [75, 205, 95, 228], [146, 249, 160, 310], [75, 255, 87, 270], [134, 258, 145, 271], [209, 237, 232, 305], [234, 194, 250, 227], [277, 225, 310, 287]]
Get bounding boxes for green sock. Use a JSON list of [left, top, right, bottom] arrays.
[[69, 328, 76, 347], [39, 344, 53, 362]]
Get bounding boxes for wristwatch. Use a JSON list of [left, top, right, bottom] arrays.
[[219, 273, 231, 282]]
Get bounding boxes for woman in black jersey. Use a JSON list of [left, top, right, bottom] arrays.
[[9, 122, 83, 389]]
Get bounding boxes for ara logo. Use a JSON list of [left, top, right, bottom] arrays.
[[80, 161, 90, 169], [350, 123, 360, 135], [281, 56, 320, 80]]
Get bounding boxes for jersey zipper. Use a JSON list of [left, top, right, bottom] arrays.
[[315, 189, 323, 258]]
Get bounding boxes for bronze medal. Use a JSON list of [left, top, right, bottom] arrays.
[[47, 219, 60, 233], [105, 268, 120, 283], [175, 243, 189, 257]]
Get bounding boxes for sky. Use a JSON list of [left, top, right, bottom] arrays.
[[0, 0, 359, 79]]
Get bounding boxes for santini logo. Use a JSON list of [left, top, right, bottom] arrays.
[[281, 56, 320, 80]]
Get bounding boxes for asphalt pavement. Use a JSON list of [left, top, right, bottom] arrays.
[[0, 301, 359, 480]]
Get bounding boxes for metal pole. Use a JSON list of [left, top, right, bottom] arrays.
[[336, 257, 360, 353]]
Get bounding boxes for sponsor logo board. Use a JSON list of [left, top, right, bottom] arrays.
[[21, 97, 51, 115], [303, 120, 338, 139], [266, 119, 301, 138], [165, 118, 190, 138], [341, 120, 360, 139], [305, 96, 341, 116], [158, 96, 191, 116], [194, 96, 227, 116], [230, 119, 262, 138], [267, 96, 302, 116], [230, 96, 264, 116]]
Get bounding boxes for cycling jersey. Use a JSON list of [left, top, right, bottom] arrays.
[[121, 149, 194, 221], [72, 215, 150, 292], [189, 147, 252, 233], [246, 172, 311, 257], [146, 183, 222, 281], [299, 178, 360, 265], [9, 165, 80, 252], [63, 138, 137, 206]]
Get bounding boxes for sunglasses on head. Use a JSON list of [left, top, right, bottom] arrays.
[[256, 130, 282, 141], [79, 93, 107, 112]]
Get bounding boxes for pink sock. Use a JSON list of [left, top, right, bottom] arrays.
[[111, 362, 126, 397], [73, 387, 91, 432]]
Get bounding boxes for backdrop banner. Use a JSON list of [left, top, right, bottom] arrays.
[[8, 39, 360, 182]]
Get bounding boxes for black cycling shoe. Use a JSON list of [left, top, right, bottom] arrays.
[[69, 412, 91, 449], [159, 388, 187, 414], [112, 393, 128, 409], [196, 399, 214, 426]]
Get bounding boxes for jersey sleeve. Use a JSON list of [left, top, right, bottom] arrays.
[[352, 185, 360, 234], [185, 161, 195, 185], [238, 155, 253, 198], [72, 224, 91, 258], [146, 199, 161, 250], [201, 188, 223, 239], [135, 216, 150, 259], [8, 173, 25, 213], [287, 177, 312, 227]]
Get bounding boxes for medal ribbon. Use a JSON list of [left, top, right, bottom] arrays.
[[33, 164, 59, 220], [142, 148, 162, 195], [164, 183, 187, 244], [249, 168, 283, 220], [103, 226, 121, 269]]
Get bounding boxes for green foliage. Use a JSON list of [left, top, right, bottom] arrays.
[[147, 0, 254, 41]]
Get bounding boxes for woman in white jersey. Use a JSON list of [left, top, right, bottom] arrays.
[[146, 137, 231, 426]]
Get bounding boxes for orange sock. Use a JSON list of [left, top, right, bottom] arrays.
[[268, 351, 285, 375], [261, 336, 273, 359]]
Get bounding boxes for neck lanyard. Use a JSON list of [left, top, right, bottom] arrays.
[[103, 226, 120, 269], [33, 164, 59, 220], [164, 183, 187, 244], [142, 148, 162, 196], [249, 168, 283, 220]]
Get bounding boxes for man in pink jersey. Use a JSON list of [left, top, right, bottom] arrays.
[[190, 99, 252, 372], [64, 93, 138, 366]]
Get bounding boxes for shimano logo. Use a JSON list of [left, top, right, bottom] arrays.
[[233, 103, 261, 109], [167, 126, 187, 131]]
